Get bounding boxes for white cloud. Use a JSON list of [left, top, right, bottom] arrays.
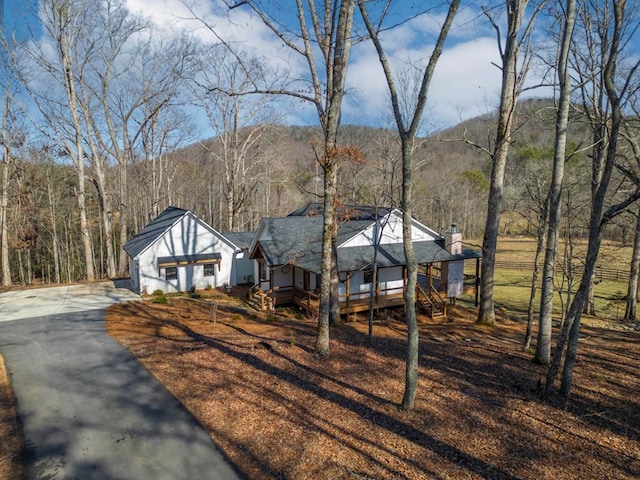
[[343, 35, 502, 131], [124, 1, 504, 131], [124, 0, 299, 72]]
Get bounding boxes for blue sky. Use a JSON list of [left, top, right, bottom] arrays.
[[4, 0, 547, 138], [3, 0, 40, 41], [123, 0, 511, 132]]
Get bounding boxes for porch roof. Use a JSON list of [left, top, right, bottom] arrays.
[[258, 238, 480, 274], [157, 252, 222, 267]]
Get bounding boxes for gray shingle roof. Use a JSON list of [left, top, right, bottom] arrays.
[[254, 216, 375, 267], [288, 202, 391, 221], [335, 241, 481, 273], [254, 213, 481, 274], [123, 206, 189, 259], [222, 231, 256, 250]]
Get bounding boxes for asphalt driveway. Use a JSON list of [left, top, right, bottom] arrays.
[[0, 282, 240, 479]]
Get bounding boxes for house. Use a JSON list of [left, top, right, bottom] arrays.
[[222, 231, 258, 285], [124, 206, 248, 294], [248, 204, 481, 318]]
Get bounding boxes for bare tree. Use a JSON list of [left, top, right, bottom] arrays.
[[192, 47, 275, 232], [624, 208, 640, 321], [534, 0, 577, 365], [545, 0, 640, 400], [358, 0, 460, 409], [476, 0, 542, 325], [13, 0, 98, 281], [0, 77, 17, 286], [188, 0, 358, 355], [622, 109, 640, 321]]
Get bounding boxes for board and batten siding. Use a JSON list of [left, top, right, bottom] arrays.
[[339, 266, 404, 299], [340, 212, 438, 248], [137, 214, 235, 294]]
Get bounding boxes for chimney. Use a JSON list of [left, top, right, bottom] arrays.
[[446, 223, 462, 255]]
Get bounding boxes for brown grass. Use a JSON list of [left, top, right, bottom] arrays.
[[0, 354, 22, 480], [106, 293, 640, 480]]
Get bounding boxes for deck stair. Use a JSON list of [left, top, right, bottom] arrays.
[[416, 279, 447, 319], [247, 286, 274, 311]]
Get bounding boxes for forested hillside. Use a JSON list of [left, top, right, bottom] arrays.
[[0, 97, 632, 286]]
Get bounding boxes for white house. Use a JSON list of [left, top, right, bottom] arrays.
[[124, 206, 249, 294], [248, 203, 481, 317]]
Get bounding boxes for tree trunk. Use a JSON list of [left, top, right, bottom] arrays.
[[535, 0, 576, 364], [478, 0, 531, 325], [315, 164, 337, 356], [401, 139, 419, 410], [624, 209, 640, 321], [92, 169, 116, 278], [314, 0, 356, 353], [358, 0, 460, 410], [118, 160, 128, 277], [0, 150, 10, 286], [57, 4, 95, 282], [584, 272, 596, 316], [523, 214, 546, 351], [546, 0, 634, 399], [1, 82, 12, 286], [47, 177, 61, 284]]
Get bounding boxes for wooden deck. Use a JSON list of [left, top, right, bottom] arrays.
[[253, 286, 414, 317]]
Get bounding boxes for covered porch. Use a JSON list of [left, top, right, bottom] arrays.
[[249, 258, 480, 319]]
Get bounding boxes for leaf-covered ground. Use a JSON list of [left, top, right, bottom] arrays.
[[0, 354, 22, 480], [105, 290, 640, 480]]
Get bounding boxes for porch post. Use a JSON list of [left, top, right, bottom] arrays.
[[475, 258, 480, 307], [345, 273, 350, 308]]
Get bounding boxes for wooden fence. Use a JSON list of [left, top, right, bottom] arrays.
[[493, 260, 629, 283]]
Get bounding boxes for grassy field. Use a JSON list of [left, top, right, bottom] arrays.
[[460, 237, 632, 321]]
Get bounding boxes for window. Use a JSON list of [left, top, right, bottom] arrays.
[[260, 262, 268, 281], [204, 263, 216, 277], [165, 266, 177, 280], [364, 267, 374, 284]]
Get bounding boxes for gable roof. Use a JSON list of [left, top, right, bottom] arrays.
[[288, 202, 392, 221], [222, 231, 256, 250], [123, 206, 190, 259], [252, 206, 481, 274], [252, 215, 377, 266]]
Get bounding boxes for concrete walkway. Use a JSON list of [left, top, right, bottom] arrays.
[[0, 283, 240, 479]]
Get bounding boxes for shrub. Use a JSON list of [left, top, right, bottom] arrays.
[[152, 289, 164, 296], [152, 294, 168, 304]]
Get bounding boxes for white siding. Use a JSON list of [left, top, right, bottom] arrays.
[[234, 251, 255, 284], [378, 266, 404, 294], [341, 266, 404, 300], [271, 266, 293, 288], [340, 212, 437, 248], [135, 214, 236, 294], [444, 260, 465, 297], [294, 267, 305, 290]]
